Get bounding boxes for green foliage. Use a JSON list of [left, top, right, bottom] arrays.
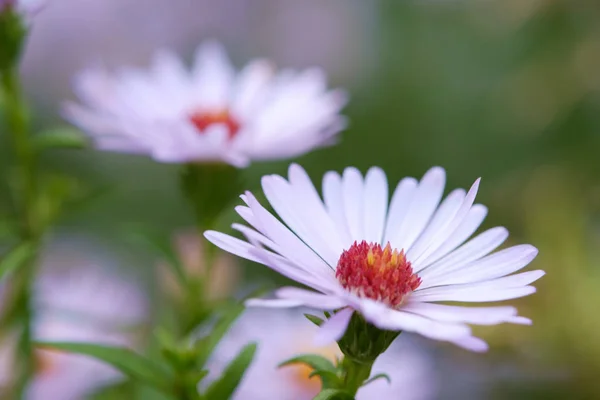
[[304, 313, 325, 327], [0, 6, 26, 70], [362, 373, 391, 387], [36, 342, 174, 394], [279, 354, 341, 390], [312, 388, 354, 400], [203, 342, 257, 400], [0, 241, 34, 281], [31, 127, 88, 151]]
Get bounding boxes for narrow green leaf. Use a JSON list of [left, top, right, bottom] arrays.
[[32, 127, 88, 151], [0, 242, 34, 281], [204, 342, 257, 400], [279, 354, 337, 373], [312, 388, 354, 400], [362, 372, 391, 387], [308, 369, 342, 389], [36, 342, 174, 393], [304, 313, 324, 327]]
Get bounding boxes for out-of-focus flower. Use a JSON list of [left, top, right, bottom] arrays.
[[207, 309, 436, 400], [158, 230, 239, 301], [205, 164, 544, 351], [64, 40, 347, 167], [0, 240, 148, 399]]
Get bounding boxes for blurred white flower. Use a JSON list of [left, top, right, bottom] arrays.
[[207, 309, 436, 400], [64, 40, 347, 167], [0, 239, 148, 399], [205, 164, 544, 351]]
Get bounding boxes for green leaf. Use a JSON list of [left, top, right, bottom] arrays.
[[203, 342, 257, 400], [279, 354, 337, 373], [312, 388, 354, 400], [36, 342, 174, 393], [0, 242, 34, 281], [362, 372, 391, 387], [304, 313, 324, 327], [308, 369, 342, 389], [31, 127, 88, 151]]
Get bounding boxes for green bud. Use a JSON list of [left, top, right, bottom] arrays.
[[0, 3, 27, 70], [337, 312, 400, 364]]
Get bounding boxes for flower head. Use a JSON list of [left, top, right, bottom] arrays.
[[205, 164, 544, 351], [206, 309, 436, 400], [64, 40, 347, 167]]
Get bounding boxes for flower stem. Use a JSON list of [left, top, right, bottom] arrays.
[[2, 65, 41, 397], [341, 356, 374, 397]]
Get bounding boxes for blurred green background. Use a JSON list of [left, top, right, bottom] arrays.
[[4, 0, 600, 398]]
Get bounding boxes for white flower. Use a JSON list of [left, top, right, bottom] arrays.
[[207, 309, 436, 400], [63, 40, 347, 167], [0, 242, 148, 399], [205, 164, 544, 351]]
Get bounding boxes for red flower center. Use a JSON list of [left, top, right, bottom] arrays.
[[336, 241, 421, 308], [189, 109, 240, 139]]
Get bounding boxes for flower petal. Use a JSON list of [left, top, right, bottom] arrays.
[[363, 167, 388, 245], [314, 308, 354, 346]]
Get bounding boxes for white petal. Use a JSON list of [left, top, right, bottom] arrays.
[[231, 59, 273, 119], [323, 171, 353, 246], [244, 192, 334, 276], [450, 336, 489, 352], [204, 230, 265, 264], [417, 204, 488, 269], [363, 167, 388, 244], [275, 287, 347, 309], [244, 298, 304, 308], [342, 167, 365, 241], [411, 285, 537, 303], [382, 177, 418, 245], [417, 226, 509, 284], [390, 167, 446, 251], [402, 303, 521, 325], [411, 178, 481, 267], [314, 308, 354, 346], [192, 40, 234, 110], [407, 188, 466, 262], [424, 245, 538, 287]]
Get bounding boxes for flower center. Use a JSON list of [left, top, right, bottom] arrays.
[[336, 241, 421, 308], [189, 109, 240, 139]]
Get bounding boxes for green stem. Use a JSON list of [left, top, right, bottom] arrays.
[[2, 66, 40, 398], [341, 356, 374, 397]]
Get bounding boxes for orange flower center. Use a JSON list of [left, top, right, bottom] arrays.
[[336, 241, 421, 308], [189, 109, 240, 139]]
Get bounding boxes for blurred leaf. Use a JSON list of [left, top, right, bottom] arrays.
[[36, 342, 174, 393], [312, 388, 354, 400], [308, 369, 342, 389], [0, 241, 33, 281], [31, 127, 88, 151], [279, 354, 337, 373], [362, 373, 391, 387], [203, 342, 257, 400], [304, 313, 324, 327]]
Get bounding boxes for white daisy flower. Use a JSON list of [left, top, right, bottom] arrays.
[[205, 164, 544, 352], [207, 309, 436, 400], [0, 242, 148, 399], [63, 40, 348, 167]]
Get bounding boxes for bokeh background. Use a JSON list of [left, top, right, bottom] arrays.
[[3, 0, 600, 398]]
